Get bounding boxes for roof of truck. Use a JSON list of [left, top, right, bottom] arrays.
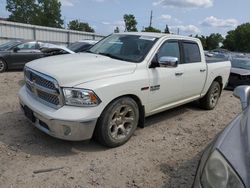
[[115, 32, 199, 41]]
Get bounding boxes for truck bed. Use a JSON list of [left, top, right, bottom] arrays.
[[206, 57, 230, 63]]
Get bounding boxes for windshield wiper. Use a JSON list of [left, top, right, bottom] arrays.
[[98, 52, 126, 61], [85, 50, 96, 54]]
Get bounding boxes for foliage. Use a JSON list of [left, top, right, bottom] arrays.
[[37, 0, 63, 28], [164, 24, 170, 34], [223, 23, 250, 52], [114, 26, 119, 33], [123, 14, 138, 32], [6, 0, 64, 28], [206, 33, 223, 50], [6, 0, 38, 24], [68, 19, 95, 32], [143, 26, 161, 33], [195, 33, 223, 50]]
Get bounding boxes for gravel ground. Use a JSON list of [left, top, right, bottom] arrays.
[[0, 72, 241, 188]]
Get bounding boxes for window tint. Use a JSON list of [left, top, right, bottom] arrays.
[[89, 34, 158, 63], [17, 42, 37, 50], [183, 42, 201, 63], [158, 41, 180, 60]]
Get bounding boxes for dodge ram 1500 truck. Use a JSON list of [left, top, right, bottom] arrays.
[[19, 32, 231, 147]]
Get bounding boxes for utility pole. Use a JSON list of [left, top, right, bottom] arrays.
[[149, 10, 153, 27]]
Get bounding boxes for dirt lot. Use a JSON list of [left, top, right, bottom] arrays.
[[0, 72, 241, 188]]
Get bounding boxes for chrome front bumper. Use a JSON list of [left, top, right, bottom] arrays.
[[19, 86, 98, 141]]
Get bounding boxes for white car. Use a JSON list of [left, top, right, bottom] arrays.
[[19, 32, 231, 147]]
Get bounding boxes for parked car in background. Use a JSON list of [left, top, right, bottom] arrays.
[[0, 40, 74, 73], [0, 40, 24, 51], [19, 32, 231, 147], [68, 40, 99, 53], [193, 85, 250, 188], [227, 58, 250, 89]]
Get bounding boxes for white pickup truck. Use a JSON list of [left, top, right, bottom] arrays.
[[19, 32, 231, 147]]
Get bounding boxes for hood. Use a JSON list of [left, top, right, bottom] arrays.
[[26, 53, 137, 87], [231, 67, 250, 75], [216, 108, 250, 186]]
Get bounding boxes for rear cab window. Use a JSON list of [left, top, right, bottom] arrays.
[[182, 42, 201, 63]]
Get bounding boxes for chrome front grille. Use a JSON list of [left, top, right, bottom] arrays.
[[24, 68, 63, 108]]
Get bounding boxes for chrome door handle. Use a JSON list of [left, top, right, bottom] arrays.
[[175, 72, 184, 76], [200, 69, 206, 72]]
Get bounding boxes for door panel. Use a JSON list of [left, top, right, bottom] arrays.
[[147, 40, 184, 113], [182, 63, 206, 99], [181, 41, 206, 98], [10, 50, 44, 69], [147, 65, 184, 112]]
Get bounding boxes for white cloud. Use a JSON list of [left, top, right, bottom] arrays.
[[92, 0, 119, 3], [201, 16, 238, 28], [158, 14, 182, 24], [102, 21, 111, 25], [170, 25, 201, 34], [59, 0, 75, 6], [101, 20, 125, 32], [160, 14, 172, 21], [153, 0, 213, 8]]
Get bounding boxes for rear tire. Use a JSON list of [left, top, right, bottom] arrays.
[[200, 81, 221, 110], [0, 59, 7, 73], [94, 97, 139, 148]]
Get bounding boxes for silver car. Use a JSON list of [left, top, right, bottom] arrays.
[[193, 86, 250, 188]]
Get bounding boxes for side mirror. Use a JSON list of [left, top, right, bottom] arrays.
[[13, 47, 20, 53], [233, 86, 250, 110], [158, 56, 178, 68]]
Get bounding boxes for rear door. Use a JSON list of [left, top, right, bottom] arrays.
[[147, 40, 184, 113], [180, 41, 207, 99], [10, 42, 44, 69]]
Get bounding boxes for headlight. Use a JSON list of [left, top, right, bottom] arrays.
[[63, 88, 101, 107], [201, 150, 244, 188]]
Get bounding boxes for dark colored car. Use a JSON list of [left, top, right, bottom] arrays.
[[0, 41, 74, 73], [193, 85, 250, 188], [227, 58, 250, 89], [68, 40, 98, 53]]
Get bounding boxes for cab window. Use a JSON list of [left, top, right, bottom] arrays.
[[16, 42, 38, 50], [158, 41, 180, 61], [182, 42, 201, 63]]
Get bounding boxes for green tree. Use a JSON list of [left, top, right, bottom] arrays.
[[114, 26, 120, 33], [37, 0, 63, 28], [6, 0, 64, 28], [123, 14, 138, 32], [68, 19, 95, 32], [143, 26, 161, 33], [164, 24, 170, 34], [195, 35, 207, 50], [206, 33, 224, 50], [223, 23, 250, 52], [6, 0, 38, 24]]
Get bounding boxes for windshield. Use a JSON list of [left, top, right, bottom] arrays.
[[231, 58, 250, 70], [0, 41, 21, 50], [88, 34, 158, 63], [68, 42, 91, 52]]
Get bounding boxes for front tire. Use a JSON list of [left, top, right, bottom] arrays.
[[0, 59, 7, 73], [200, 81, 221, 110], [94, 97, 139, 147]]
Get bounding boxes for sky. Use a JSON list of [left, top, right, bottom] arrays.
[[0, 0, 250, 37]]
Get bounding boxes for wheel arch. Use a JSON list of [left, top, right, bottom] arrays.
[[97, 94, 145, 129], [213, 76, 223, 95], [0, 57, 8, 71]]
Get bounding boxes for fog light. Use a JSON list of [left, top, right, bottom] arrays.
[[63, 126, 71, 136]]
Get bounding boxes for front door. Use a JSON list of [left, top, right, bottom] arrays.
[[147, 40, 184, 113]]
